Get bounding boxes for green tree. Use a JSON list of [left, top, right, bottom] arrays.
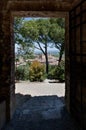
[[49, 18, 65, 63], [14, 18, 65, 74], [14, 17, 34, 62], [21, 19, 51, 74]]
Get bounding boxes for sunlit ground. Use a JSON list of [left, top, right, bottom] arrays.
[[15, 80, 65, 97]]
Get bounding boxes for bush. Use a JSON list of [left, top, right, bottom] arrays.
[[47, 65, 56, 79], [48, 61, 65, 82], [29, 60, 45, 82], [15, 64, 29, 81], [54, 61, 65, 82]]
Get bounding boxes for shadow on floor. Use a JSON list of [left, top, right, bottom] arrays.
[[2, 94, 80, 130]]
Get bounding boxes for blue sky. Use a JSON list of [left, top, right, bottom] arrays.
[[15, 43, 58, 54], [34, 47, 58, 54], [24, 17, 48, 21]]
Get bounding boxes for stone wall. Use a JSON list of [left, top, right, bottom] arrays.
[[69, 0, 86, 129], [65, 15, 70, 112], [0, 2, 70, 129], [0, 0, 85, 130], [0, 101, 6, 130], [0, 9, 15, 129]]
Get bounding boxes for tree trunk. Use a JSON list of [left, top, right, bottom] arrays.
[[45, 44, 49, 75], [58, 52, 63, 63], [45, 53, 49, 74], [58, 43, 64, 64]]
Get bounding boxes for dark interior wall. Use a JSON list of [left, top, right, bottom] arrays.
[[0, 1, 70, 129], [69, 0, 86, 129], [0, 9, 15, 129], [0, 0, 86, 130]]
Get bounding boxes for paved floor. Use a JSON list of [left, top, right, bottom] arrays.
[[2, 81, 79, 130]]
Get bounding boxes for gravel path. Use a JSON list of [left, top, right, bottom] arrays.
[[15, 80, 65, 97]]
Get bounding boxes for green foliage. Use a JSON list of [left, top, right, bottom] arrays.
[[20, 18, 65, 73], [49, 18, 65, 63], [48, 61, 65, 82], [14, 17, 65, 74], [14, 17, 34, 61], [47, 65, 56, 79], [54, 61, 65, 82], [29, 60, 45, 82], [15, 64, 29, 81]]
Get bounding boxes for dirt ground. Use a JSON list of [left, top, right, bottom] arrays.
[[15, 80, 65, 97]]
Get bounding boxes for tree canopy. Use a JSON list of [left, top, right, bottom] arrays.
[[14, 17, 65, 74], [14, 17, 34, 61], [49, 18, 65, 62]]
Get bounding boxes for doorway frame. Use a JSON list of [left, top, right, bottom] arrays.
[[10, 11, 70, 112]]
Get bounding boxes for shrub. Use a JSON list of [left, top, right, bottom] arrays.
[[47, 65, 56, 79], [15, 64, 29, 81], [54, 61, 65, 82], [29, 60, 45, 82], [24, 64, 30, 80], [48, 61, 65, 82]]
